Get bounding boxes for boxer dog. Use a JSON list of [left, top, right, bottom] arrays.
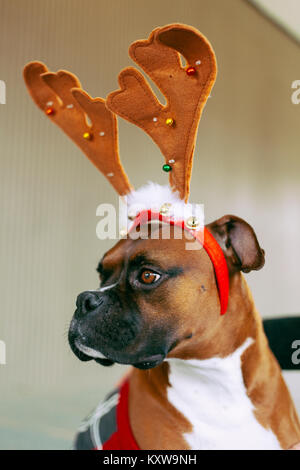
[[68, 209, 300, 450], [23, 23, 300, 450]]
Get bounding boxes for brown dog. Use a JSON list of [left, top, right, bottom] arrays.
[[70, 216, 300, 450], [23, 23, 300, 450]]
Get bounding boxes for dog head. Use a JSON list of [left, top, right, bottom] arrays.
[[68, 215, 265, 369]]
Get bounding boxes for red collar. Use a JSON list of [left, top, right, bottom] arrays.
[[129, 210, 229, 315]]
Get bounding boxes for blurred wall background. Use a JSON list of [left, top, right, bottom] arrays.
[[0, 0, 299, 449]]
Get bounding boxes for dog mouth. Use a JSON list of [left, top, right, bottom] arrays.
[[72, 339, 115, 366], [132, 354, 165, 370], [73, 339, 165, 369], [75, 341, 107, 360]]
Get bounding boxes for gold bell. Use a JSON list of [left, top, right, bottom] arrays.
[[185, 216, 200, 230], [83, 132, 92, 140], [165, 117, 174, 127], [160, 203, 172, 216]]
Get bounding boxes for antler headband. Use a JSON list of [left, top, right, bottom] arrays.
[[23, 23, 217, 202], [23, 24, 230, 315]]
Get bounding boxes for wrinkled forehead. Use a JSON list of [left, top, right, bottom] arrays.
[[100, 223, 205, 272]]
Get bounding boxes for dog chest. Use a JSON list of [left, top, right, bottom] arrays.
[[165, 338, 282, 450]]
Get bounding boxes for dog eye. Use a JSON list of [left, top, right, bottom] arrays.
[[139, 270, 161, 285]]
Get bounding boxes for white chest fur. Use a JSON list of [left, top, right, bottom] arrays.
[[165, 338, 282, 450]]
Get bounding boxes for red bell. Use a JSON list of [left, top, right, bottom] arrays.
[[186, 66, 196, 76], [45, 107, 54, 116]]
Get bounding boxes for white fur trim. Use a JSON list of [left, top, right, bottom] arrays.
[[119, 182, 204, 232]]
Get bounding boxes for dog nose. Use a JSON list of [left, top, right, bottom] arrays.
[[76, 292, 102, 314]]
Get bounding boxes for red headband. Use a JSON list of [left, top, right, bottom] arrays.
[[129, 210, 229, 315]]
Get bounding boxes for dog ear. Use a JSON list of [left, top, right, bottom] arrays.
[[206, 215, 265, 274]]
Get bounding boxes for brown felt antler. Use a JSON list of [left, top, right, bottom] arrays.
[[106, 23, 217, 201], [23, 61, 132, 196]]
